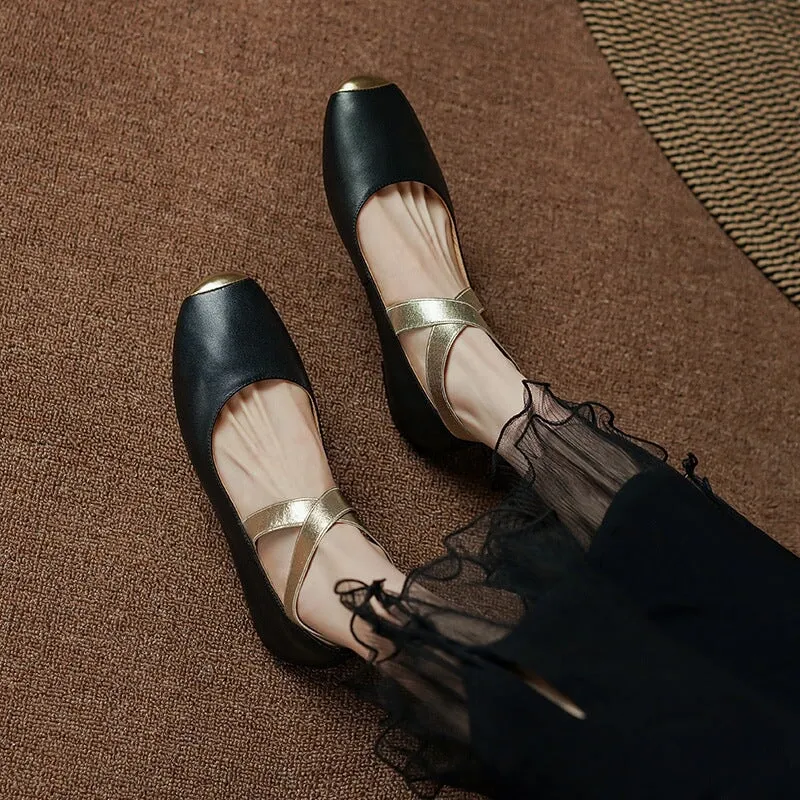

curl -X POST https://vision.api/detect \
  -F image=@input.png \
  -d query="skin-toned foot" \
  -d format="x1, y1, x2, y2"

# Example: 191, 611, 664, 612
212, 379, 405, 655
356, 182, 532, 448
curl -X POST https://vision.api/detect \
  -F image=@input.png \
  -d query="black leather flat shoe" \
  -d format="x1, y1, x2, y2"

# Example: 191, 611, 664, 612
323, 76, 514, 456
173, 273, 379, 667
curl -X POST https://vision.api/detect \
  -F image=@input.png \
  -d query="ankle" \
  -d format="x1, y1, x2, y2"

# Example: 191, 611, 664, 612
445, 329, 527, 448
296, 523, 405, 654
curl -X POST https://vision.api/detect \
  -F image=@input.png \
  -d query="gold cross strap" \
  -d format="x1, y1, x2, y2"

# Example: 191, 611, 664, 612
243, 488, 376, 643
386, 287, 513, 441
386, 290, 488, 335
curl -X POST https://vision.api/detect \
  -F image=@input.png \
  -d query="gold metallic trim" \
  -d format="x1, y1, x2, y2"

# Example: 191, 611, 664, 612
386, 297, 487, 335
244, 486, 388, 646
284, 488, 355, 629
426, 321, 468, 439
457, 287, 483, 313
384, 287, 519, 442
190, 272, 247, 296
243, 498, 316, 545
523, 672, 587, 721
337, 75, 392, 93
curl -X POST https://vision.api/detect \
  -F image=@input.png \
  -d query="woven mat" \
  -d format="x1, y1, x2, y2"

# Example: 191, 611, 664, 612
579, 0, 800, 306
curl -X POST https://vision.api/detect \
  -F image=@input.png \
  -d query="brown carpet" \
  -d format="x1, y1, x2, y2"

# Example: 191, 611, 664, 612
578, 0, 800, 306
1, 1, 798, 798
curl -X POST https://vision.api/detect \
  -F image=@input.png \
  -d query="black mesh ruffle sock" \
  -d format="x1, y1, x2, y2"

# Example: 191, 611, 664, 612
338, 381, 800, 799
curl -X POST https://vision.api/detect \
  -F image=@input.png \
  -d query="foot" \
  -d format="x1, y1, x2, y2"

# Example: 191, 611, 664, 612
356, 182, 528, 448
212, 379, 405, 654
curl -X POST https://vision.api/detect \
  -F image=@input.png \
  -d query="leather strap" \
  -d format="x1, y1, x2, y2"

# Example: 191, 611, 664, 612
386, 294, 487, 335
243, 488, 383, 643
386, 287, 512, 441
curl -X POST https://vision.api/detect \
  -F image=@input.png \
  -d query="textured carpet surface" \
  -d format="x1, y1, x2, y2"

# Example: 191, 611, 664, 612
579, 0, 800, 306
1, 1, 798, 799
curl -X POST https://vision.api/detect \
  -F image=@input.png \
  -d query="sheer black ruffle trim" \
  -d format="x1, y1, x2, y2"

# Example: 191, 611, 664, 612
337, 381, 674, 798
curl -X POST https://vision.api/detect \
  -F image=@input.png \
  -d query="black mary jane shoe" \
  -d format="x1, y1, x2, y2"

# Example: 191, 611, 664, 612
323, 76, 515, 456
172, 273, 384, 667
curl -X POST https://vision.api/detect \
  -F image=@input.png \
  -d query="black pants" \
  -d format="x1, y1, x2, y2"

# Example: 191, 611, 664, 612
340, 383, 800, 799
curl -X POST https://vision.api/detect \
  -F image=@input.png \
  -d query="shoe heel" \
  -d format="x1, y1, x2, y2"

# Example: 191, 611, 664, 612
381, 357, 467, 456
350, 248, 467, 456
218, 502, 348, 668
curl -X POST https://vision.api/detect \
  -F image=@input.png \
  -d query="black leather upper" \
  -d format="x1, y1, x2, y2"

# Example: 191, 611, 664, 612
323, 83, 453, 260
322, 82, 475, 454
172, 279, 347, 665
172, 278, 313, 487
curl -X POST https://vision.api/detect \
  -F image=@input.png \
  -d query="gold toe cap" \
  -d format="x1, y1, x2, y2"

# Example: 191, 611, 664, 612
336, 75, 391, 93
190, 272, 247, 296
